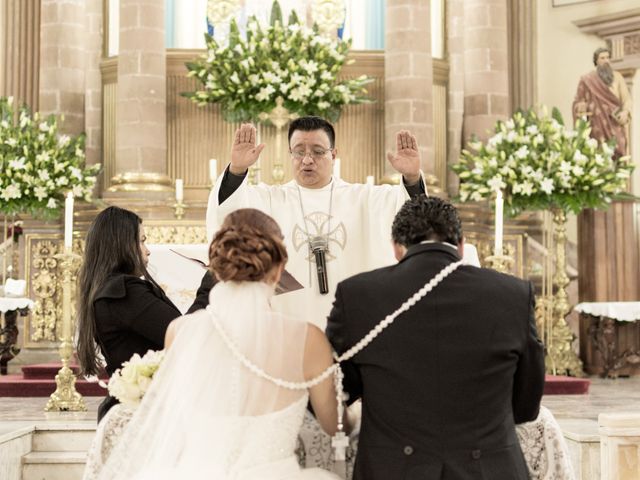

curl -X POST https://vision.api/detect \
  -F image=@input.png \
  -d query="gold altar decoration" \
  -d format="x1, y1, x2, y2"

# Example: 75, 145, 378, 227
29, 240, 62, 342
107, 172, 174, 193
476, 239, 524, 277
173, 201, 186, 220
545, 208, 583, 376
484, 254, 514, 274
45, 248, 86, 411
144, 224, 207, 244
1, 215, 15, 284
259, 97, 299, 184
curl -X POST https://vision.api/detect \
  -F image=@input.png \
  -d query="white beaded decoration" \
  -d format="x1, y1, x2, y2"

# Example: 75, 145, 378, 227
208, 260, 463, 386
208, 260, 464, 460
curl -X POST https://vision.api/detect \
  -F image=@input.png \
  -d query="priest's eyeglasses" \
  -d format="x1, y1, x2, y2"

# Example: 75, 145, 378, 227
290, 148, 332, 160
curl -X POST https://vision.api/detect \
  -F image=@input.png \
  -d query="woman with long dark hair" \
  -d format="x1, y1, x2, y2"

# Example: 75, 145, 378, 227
88, 208, 341, 480
77, 206, 182, 422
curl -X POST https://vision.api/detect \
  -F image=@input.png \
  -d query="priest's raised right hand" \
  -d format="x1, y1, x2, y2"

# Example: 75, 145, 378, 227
230, 123, 266, 175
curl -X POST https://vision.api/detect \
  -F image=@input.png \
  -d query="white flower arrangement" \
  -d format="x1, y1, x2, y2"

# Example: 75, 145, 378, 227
0, 96, 101, 219
108, 349, 165, 408
184, 1, 372, 123
452, 107, 634, 216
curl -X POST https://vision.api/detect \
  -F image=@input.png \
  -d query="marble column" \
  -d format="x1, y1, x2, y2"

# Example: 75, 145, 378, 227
384, 0, 434, 181
446, 0, 465, 195
39, 0, 86, 135
462, 0, 509, 142
109, 0, 172, 196
83, 0, 103, 170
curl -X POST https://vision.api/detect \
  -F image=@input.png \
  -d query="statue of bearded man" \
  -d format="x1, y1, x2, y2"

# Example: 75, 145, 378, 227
572, 47, 632, 159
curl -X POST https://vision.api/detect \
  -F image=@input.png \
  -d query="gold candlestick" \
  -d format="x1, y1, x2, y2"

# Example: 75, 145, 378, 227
173, 201, 186, 220
247, 165, 261, 186
546, 208, 583, 376
484, 253, 514, 274
258, 97, 298, 184
45, 248, 86, 412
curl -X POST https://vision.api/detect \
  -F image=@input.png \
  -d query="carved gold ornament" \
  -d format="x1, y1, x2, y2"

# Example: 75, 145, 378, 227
144, 225, 207, 245
30, 240, 61, 342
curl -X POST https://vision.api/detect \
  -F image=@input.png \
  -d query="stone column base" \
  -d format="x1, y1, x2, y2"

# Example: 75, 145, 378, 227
107, 172, 174, 194
599, 412, 640, 479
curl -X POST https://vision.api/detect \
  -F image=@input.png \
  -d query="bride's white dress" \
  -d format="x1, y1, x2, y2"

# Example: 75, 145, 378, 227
87, 281, 339, 480
84, 280, 575, 480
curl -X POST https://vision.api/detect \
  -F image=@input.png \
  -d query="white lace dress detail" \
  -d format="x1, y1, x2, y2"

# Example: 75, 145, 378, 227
516, 406, 575, 480
86, 402, 574, 480
83, 406, 135, 480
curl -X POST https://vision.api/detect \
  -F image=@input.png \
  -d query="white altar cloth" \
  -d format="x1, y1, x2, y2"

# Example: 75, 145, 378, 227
574, 302, 640, 322
0, 297, 34, 313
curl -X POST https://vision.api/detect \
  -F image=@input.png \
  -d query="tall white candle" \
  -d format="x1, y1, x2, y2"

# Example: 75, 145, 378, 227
209, 159, 218, 184
64, 192, 74, 249
175, 179, 184, 202
333, 158, 341, 179
365, 175, 374, 186
494, 190, 504, 256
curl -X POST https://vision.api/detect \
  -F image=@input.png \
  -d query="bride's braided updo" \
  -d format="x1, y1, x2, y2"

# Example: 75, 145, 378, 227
209, 209, 288, 282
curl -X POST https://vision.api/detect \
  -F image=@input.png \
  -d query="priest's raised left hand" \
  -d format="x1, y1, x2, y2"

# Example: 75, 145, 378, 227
386, 130, 421, 186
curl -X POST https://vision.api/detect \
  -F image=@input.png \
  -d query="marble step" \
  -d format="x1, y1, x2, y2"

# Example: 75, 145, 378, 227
32, 428, 95, 452
22, 451, 87, 480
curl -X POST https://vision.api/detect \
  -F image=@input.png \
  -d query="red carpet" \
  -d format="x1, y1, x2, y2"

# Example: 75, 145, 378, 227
544, 374, 590, 395
0, 363, 107, 397
0, 367, 590, 397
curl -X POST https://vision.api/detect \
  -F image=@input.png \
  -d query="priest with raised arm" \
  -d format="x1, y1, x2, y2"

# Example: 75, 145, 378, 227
206, 116, 426, 328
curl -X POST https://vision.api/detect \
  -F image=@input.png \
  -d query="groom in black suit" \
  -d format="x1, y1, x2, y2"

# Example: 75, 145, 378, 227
326, 196, 545, 480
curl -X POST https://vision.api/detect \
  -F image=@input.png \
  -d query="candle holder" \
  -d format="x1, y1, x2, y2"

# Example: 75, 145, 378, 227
258, 97, 298, 185
484, 253, 514, 274
248, 165, 262, 186
173, 201, 186, 220
45, 249, 86, 412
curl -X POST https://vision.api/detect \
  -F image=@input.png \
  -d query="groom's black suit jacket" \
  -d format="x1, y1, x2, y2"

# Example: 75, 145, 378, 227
326, 243, 545, 480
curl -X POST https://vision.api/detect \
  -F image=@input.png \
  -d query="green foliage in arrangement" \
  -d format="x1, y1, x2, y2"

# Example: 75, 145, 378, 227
452, 106, 634, 216
183, 1, 373, 124
0, 96, 100, 219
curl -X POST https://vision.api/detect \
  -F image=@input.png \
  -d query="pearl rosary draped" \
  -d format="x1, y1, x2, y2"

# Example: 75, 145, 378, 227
207, 259, 464, 464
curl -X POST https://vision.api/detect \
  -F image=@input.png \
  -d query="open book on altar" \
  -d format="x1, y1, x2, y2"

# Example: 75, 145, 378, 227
170, 248, 303, 295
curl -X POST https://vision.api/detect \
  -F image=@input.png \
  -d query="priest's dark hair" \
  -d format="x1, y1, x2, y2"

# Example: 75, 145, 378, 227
392, 196, 463, 247
77, 206, 161, 376
288, 116, 336, 148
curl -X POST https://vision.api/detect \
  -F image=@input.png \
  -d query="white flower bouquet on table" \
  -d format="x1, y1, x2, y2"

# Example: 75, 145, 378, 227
452, 107, 634, 216
184, 1, 372, 123
0, 96, 101, 219
108, 349, 165, 408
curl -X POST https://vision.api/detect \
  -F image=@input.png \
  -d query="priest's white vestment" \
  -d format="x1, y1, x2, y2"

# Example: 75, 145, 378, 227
206, 175, 414, 329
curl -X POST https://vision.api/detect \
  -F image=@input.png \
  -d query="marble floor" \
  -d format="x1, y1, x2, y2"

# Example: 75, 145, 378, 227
1, 378, 639, 479
0, 376, 638, 437
543, 377, 640, 420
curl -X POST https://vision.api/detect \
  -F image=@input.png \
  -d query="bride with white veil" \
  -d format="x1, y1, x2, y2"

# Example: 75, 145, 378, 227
93, 208, 342, 480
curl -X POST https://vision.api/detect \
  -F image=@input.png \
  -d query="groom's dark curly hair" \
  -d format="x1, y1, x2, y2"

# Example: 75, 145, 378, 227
392, 196, 463, 247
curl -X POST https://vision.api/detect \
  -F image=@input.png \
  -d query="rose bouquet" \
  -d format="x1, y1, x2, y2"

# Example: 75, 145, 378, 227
108, 349, 165, 407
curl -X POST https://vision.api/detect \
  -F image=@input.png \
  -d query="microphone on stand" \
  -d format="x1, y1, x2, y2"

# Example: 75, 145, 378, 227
310, 236, 329, 295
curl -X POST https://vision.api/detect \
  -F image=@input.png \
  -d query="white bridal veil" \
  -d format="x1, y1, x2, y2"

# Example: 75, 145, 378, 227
97, 281, 311, 479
